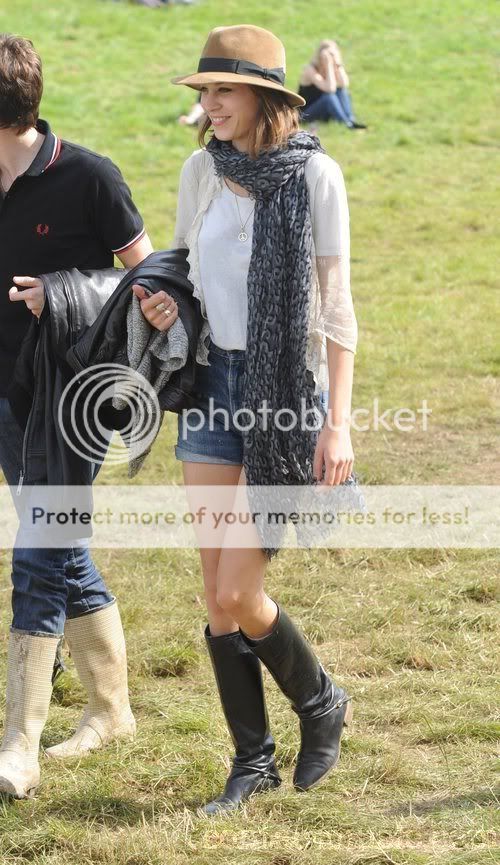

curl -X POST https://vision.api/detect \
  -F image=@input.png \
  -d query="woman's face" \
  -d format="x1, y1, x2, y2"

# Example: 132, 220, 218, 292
317, 41, 340, 72
199, 83, 260, 152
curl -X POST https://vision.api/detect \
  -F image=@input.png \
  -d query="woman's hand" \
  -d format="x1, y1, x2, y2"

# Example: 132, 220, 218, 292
132, 285, 178, 332
313, 425, 354, 486
320, 47, 335, 66
329, 43, 342, 66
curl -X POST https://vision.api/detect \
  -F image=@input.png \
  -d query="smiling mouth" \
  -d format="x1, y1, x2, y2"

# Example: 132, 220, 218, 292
210, 116, 230, 127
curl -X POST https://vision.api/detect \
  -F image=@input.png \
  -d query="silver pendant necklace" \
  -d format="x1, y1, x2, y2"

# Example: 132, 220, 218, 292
232, 188, 255, 242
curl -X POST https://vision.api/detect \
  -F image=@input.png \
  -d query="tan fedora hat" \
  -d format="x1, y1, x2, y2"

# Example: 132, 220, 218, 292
172, 24, 305, 108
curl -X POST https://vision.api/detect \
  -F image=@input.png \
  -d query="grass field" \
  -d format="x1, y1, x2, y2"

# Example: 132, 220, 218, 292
0, 0, 499, 863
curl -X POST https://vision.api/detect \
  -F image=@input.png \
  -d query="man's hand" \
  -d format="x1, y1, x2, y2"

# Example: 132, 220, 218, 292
9, 276, 45, 318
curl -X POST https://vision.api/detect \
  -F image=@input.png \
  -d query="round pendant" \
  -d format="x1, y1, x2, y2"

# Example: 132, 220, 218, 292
238, 231, 248, 242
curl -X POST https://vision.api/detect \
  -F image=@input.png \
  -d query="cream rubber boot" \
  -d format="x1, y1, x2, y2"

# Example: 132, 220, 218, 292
45, 602, 136, 758
0, 630, 58, 798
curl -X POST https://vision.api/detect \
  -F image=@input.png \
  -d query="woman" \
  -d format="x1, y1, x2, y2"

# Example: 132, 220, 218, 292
134, 24, 358, 815
299, 40, 367, 129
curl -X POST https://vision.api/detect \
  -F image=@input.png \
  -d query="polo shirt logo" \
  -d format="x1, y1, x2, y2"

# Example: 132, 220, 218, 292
36, 223, 50, 236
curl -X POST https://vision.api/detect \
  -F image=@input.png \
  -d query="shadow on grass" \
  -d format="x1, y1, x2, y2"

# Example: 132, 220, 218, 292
44, 793, 158, 826
387, 786, 499, 816
0, 786, 201, 826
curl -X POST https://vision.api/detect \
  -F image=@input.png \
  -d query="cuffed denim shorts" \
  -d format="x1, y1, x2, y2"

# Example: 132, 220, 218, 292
175, 340, 246, 466
175, 338, 329, 467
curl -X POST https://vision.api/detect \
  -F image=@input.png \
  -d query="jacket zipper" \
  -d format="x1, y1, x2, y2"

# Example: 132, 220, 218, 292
62, 272, 74, 336
18, 335, 41, 495
18, 273, 60, 495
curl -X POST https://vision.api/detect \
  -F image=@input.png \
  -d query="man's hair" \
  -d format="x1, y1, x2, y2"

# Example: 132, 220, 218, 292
0, 34, 43, 134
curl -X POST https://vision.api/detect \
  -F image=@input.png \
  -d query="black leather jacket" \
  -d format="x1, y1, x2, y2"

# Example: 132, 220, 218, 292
9, 249, 202, 489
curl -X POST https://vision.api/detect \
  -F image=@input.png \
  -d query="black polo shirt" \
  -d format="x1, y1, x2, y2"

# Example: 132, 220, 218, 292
0, 119, 145, 396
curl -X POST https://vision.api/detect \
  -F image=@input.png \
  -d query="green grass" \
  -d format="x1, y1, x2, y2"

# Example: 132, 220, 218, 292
0, 0, 499, 862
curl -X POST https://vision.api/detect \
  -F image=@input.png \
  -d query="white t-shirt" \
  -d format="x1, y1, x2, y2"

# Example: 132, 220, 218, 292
198, 183, 254, 349
197, 153, 350, 350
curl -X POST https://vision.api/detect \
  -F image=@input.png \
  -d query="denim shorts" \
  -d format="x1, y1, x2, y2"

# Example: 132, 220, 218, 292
175, 340, 246, 466
175, 339, 329, 467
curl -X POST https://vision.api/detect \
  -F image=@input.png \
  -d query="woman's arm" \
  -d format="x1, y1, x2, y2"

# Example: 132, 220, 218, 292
326, 340, 354, 431
313, 340, 354, 485
334, 62, 350, 89
172, 154, 199, 248
307, 155, 357, 485
132, 154, 199, 332
330, 44, 350, 88
313, 254, 357, 485
301, 52, 338, 93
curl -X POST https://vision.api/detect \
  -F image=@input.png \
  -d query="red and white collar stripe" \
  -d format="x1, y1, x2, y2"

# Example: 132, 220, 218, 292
44, 136, 61, 171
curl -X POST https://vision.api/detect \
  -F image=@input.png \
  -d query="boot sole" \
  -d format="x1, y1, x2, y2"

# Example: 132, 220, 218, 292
0, 777, 37, 799
199, 776, 282, 817
44, 722, 136, 760
293, 699, 353, 793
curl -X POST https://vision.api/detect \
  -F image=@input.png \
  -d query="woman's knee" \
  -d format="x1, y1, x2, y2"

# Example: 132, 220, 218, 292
204, 577, 238, 633
215, 583, 261, 618
215, 545, 267, 617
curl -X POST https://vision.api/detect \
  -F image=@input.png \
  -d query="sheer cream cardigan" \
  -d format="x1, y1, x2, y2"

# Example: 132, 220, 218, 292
173, 148, 357, 392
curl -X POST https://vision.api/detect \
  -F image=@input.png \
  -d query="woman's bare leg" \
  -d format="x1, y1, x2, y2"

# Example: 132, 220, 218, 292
182, 462, 281, 813
181, 461, 241, 636
215, 470, 278, 639
211, 474, 352, 794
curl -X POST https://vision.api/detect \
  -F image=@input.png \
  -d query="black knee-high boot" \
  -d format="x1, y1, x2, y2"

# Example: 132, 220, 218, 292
202, 627, 281, 815
241, 607, 352, 792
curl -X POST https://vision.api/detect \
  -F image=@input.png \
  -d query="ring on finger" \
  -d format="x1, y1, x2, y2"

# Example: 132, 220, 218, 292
164, 308, 172, 317
155, 302, 166, 312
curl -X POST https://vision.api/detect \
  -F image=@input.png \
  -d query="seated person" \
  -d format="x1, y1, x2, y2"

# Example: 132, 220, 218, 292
299, 40, 367, 130
178, 95, 206, 127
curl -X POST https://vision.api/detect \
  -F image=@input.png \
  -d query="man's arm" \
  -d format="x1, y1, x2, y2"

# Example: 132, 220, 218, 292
9, 232, 154, 317
116, 232, 153, 268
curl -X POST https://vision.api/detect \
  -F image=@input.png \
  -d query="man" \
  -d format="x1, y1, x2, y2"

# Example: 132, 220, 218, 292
0, 33, 153, 798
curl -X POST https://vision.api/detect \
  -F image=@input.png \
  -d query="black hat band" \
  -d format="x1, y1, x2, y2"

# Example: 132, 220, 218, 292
197, 57, 285, 86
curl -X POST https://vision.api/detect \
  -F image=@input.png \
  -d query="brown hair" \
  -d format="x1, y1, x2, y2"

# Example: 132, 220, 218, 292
198, 87, 300, 159
0, 34, 43, 134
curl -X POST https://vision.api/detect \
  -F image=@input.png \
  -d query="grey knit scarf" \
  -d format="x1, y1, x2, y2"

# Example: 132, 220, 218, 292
207, 132, 362, 556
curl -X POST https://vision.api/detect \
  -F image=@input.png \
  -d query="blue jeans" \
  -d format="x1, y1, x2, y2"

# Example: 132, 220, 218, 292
302, 88, 355, 126
0, 398, 114, 636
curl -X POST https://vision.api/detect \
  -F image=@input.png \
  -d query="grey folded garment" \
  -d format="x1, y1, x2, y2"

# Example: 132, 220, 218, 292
112, 294, 189, 476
